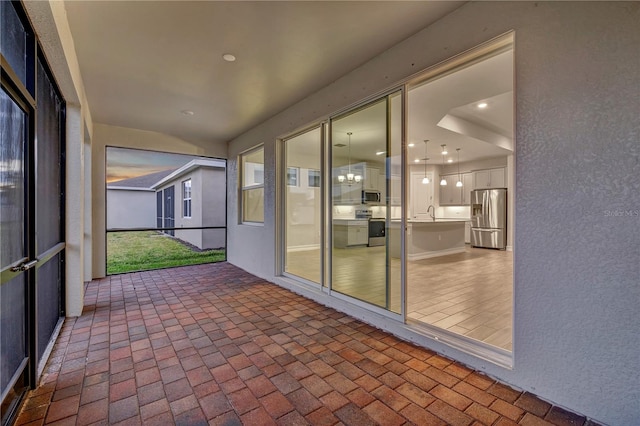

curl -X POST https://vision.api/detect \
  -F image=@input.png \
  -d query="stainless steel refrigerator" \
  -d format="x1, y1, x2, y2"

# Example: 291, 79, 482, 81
470, 188, 507, 249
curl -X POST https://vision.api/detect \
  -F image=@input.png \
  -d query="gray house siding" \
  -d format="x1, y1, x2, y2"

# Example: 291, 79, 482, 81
155, 163, 226, 249
106, 188, 156, 229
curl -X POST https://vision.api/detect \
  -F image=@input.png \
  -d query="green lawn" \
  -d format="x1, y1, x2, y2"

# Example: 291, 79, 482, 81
107, 231, 225, 275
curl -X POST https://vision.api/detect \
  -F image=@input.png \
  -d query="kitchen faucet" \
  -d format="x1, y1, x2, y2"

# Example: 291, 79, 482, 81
427, 205, 435, 221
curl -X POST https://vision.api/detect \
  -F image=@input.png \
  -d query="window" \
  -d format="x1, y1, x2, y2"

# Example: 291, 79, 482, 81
308, 169, 320, 188
240, 146, 264, 223
287, 167, 299, 186
182, 179, 192, 218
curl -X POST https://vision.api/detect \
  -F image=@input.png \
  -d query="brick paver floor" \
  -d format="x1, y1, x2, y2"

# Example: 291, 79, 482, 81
15, 262, 596, 425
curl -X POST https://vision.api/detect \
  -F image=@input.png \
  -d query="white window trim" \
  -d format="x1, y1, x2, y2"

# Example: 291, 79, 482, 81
240, 145, 265, 224
182, 179, 192, 218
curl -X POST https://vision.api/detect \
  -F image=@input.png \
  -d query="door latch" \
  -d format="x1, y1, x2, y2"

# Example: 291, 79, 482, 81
10, 259, 38, 272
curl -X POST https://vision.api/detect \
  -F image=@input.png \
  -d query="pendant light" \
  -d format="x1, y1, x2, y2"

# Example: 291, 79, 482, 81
422, 140, 430, 184
338, 132, 361, 185
441, 144, 448, 156
440, 146, 447, 186
455, 148, 463, 187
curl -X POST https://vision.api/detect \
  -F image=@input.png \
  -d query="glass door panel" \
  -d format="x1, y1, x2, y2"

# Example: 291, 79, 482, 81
405, 39, 514, 351
35, 57, 65, 364
0, 88, 29, 423
283, 127, 322, 284
330, 92, 401, 312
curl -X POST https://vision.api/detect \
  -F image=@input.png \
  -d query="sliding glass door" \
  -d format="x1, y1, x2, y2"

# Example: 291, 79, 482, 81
282, 126, 323, 285
330, 91, 402, 313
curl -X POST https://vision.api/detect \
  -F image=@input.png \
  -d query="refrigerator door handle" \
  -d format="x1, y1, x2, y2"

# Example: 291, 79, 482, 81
483, 191, 488, 224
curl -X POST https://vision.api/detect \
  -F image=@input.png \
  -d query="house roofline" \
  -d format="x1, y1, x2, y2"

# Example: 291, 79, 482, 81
151, 159, 226, 189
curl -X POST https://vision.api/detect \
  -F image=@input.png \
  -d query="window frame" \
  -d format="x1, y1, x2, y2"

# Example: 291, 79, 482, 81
286, 167, 299, 187
308, 169, 321, 188
182, 179, 192, 218
239, 145, 265, 224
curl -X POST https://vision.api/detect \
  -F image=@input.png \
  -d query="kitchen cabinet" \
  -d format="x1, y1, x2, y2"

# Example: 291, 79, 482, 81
462, 173, 473, 205
364, 166, 380, 190
438, 173, 472, 205
334, 220, 368, 248
340, 182, 362, 204
378, 172, 387, 203
465, 221, 471, 243
473, 167, 505, 189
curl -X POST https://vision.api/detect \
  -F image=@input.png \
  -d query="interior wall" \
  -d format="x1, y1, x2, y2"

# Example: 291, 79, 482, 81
91, 123, 227, 278
226, 2, 640, 424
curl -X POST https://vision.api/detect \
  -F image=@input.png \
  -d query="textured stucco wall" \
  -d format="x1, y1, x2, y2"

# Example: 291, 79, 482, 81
227, 2, 640, 424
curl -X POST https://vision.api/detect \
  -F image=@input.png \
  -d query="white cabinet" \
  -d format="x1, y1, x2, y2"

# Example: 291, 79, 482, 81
334, 220, 368, 248
439, 175, 457, 205
347, 221, 368, 245
378, 172, 386, 202
438, 173, 472, 205
473, 168, 505, 189
364, 166, 380, 190
462, 173, 473, 205
341, 182, 362, 204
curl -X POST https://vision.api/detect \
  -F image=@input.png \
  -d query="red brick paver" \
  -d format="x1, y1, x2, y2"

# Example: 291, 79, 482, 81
15, 262, 597, 425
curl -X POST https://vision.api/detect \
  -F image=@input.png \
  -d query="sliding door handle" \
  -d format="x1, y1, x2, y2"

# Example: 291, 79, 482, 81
10, 259, 38, 272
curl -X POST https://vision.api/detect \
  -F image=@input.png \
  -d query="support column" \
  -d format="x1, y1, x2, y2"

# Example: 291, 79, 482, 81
65, 104, 84, 316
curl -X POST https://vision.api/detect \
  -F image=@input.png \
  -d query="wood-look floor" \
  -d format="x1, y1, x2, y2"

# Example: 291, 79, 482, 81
285, 245, 513, 351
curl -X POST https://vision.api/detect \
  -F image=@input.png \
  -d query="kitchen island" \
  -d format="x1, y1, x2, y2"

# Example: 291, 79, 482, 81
389, 219, 467, 260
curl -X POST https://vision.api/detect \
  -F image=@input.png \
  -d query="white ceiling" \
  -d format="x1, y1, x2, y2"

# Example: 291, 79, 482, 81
63, 1, 465, 147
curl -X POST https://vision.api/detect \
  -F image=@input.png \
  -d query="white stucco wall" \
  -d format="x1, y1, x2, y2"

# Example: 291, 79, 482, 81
226, 3, 640, 425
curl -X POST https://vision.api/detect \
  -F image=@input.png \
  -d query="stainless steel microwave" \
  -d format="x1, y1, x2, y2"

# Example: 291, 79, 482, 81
362, 190, 381, 204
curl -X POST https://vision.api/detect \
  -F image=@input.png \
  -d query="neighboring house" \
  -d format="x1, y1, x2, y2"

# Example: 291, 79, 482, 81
106, 168, 176, 229
152, 159, 226, 250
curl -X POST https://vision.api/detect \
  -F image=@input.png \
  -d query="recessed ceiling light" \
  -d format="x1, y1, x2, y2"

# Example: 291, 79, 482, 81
408, 143, 415, 147
376, 151, 386, 156
477, 102, 488, 109
222, 53, 236, 62
447, 158, 453, 163
414, 158, 420, 163
181, 110, 194, 116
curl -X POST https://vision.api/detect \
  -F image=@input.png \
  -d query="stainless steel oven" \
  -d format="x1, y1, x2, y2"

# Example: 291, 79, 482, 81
368, 218, 385, 246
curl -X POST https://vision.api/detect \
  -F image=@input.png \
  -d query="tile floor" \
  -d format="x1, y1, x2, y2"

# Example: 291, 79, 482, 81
288, 245, 513, 350
15, 262, 595, 426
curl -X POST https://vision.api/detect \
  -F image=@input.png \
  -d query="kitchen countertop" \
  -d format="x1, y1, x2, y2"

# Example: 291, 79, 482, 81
409, 218, 469, 223
390, 218, 469, 223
